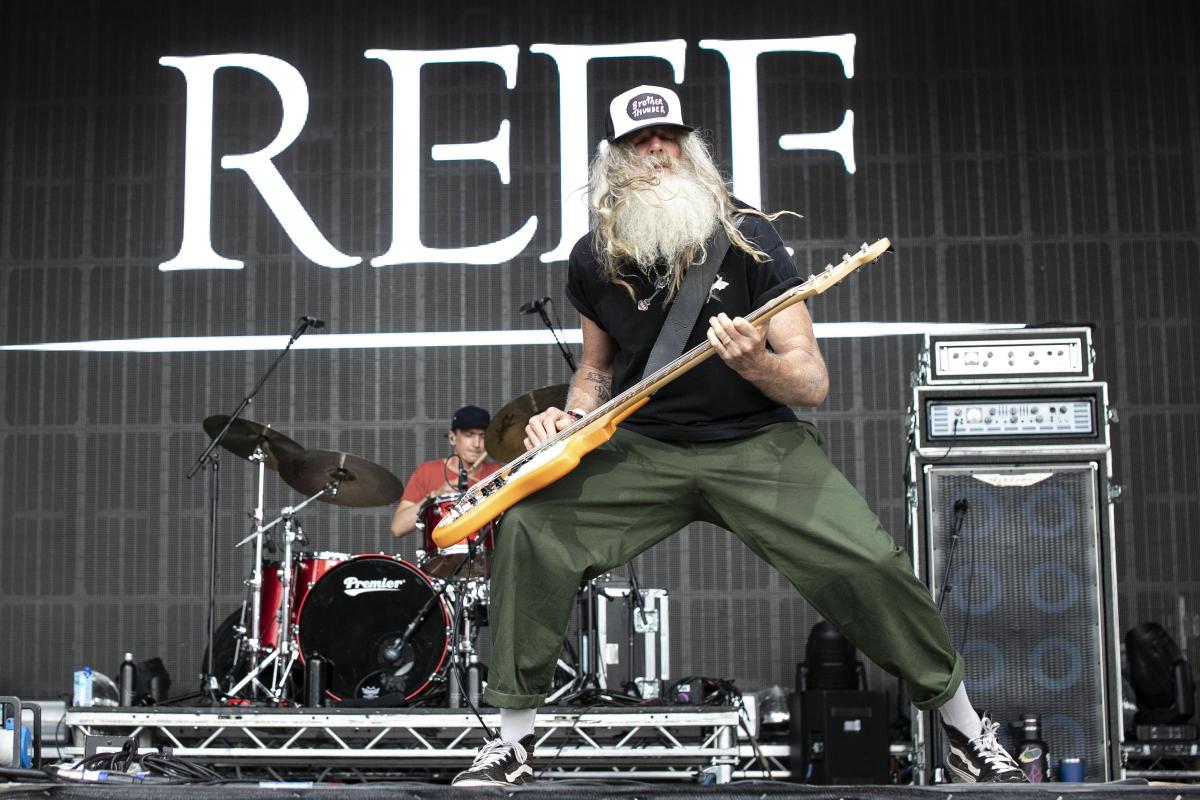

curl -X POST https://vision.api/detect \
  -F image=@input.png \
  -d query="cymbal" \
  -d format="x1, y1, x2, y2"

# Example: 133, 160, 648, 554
277, 449, 404, 508
203, 415, 304, 470
486, 384, 569, 462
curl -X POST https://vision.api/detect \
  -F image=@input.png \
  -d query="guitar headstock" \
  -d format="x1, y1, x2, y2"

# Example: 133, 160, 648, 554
804, 238, 892, 294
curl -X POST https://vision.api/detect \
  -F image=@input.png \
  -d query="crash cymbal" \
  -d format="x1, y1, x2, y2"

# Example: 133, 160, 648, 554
277, 449, 403, 508
202, 415, 304, 470
486, 384, 569, 462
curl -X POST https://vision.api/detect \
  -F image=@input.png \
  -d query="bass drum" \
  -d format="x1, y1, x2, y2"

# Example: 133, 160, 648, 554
297, 555, 449, 702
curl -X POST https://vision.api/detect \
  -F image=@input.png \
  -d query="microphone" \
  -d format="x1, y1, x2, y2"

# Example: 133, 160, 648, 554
953, 498, 969, 514
458, 462, 469, 492
519, 297, 551, 315
382, 638, 405, 665
298, 315, 326, 329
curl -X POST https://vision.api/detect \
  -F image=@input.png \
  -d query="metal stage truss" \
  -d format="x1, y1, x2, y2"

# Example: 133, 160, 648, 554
63, 705, 752, 782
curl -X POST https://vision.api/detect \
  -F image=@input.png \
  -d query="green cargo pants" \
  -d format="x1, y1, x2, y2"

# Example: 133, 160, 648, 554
483, 422, 963, 710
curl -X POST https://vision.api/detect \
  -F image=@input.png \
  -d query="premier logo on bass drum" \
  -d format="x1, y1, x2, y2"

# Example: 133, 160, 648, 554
343, 575, 407, 596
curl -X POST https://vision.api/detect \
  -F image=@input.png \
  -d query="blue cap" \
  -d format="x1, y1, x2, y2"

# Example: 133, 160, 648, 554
451, 405, 490, 431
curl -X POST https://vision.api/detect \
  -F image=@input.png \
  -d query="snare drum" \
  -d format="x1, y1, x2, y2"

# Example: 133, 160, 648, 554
416, 493, 494, 579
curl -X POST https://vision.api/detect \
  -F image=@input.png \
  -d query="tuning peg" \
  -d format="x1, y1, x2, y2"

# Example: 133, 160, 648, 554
860, 242, 870, 252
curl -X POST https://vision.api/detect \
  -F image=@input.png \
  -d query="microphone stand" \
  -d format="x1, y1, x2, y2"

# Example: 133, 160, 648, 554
186, 316, 321, 703
531, 300, 577, 372
936, 500, 969, 612
625, 559, 648, 694
933, 498, 969, 781
379, 546, 473, 696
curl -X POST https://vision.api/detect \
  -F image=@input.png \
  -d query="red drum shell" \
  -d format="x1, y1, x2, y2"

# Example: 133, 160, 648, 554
417, 493, 494, 579
258, 552, 352, 650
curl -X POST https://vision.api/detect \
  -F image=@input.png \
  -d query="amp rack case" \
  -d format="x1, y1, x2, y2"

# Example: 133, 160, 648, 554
917, 327, 1094, 385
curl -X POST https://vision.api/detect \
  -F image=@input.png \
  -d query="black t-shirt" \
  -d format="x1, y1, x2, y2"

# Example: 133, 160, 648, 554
565, 213, 800, 441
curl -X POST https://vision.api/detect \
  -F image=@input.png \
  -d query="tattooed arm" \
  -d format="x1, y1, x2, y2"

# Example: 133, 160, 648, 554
565, 318, 615, 410
524, 317, 616, 448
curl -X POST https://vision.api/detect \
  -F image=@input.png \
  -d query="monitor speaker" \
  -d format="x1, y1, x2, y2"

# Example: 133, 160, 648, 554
789, 690, 890, 784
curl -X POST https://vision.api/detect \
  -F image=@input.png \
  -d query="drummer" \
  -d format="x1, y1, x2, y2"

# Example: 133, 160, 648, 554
390, 405, 503, 537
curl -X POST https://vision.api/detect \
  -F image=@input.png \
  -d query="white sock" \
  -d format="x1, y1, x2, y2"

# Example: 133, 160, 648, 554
500, 707, 536, 742
938, 682, 982, 739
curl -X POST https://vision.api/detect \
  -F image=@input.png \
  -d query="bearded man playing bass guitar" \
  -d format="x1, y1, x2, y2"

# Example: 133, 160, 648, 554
452, 85, 1026, 787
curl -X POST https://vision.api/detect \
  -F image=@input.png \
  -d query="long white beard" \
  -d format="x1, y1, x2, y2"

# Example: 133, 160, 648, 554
610, 163, 721, 270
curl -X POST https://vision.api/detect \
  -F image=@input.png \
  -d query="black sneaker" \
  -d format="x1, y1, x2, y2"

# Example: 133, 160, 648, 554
451, 735, 535, 787
944, 713, 1029, 783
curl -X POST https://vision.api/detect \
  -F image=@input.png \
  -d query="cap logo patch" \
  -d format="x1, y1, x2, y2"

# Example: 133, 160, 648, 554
627, 93, 669, 122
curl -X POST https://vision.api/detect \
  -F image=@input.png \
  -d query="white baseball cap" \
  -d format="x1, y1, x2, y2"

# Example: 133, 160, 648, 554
605, 84, 694, 143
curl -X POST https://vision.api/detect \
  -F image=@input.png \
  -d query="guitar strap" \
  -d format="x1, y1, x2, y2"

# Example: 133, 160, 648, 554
640, 229, 731, 381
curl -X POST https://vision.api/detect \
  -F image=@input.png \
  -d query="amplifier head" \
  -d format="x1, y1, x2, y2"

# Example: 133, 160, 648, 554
911, 382, 1110, 457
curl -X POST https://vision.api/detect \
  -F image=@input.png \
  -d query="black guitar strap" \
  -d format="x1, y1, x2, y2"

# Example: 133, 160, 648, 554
640, 230, 731, 381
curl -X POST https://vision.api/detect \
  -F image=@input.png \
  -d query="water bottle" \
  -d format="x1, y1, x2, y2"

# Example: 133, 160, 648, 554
1014, 714, 1049, 783
72, 667, 94, 708
119, 653, 136, 707
304, 656, 326, 708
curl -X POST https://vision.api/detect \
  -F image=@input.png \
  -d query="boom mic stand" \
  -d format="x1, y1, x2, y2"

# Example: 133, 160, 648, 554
378, 543, 475, 699
187, 315, 323, 703
521, 297, 576, 372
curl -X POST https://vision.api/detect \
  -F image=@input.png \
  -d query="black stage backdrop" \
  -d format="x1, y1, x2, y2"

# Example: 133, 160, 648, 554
0, 0, 1197, 709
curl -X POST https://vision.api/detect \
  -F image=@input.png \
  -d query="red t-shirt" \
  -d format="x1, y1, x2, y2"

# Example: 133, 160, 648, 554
400, 458, 502, 504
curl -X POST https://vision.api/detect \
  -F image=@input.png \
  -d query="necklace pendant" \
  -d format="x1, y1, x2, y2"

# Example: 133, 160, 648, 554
637, 298, 651, 311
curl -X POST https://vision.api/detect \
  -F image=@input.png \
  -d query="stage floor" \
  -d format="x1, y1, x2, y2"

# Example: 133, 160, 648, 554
3, 777, 1200, 799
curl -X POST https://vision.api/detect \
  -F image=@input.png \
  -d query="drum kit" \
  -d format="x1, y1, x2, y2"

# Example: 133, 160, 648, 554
200, 385, 569, 709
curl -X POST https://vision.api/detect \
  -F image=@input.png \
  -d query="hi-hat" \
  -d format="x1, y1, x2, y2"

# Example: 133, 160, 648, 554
202, 415, 303, 471
486, 384, 569, 462
278, 450, 403, 508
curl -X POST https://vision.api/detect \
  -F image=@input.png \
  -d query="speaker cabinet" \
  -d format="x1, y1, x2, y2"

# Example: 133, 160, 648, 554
911, 461, 1122, 781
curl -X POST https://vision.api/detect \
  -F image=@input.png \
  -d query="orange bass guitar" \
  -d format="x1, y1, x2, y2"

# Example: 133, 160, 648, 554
431, 238, 892, 548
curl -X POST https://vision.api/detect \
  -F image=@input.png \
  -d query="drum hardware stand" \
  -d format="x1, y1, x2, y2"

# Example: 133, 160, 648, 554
186, 315, 323, 701
554, 578, 615, 705
237, 442, 271, 672
445, 541, 485, 709
225, 483, 330, 703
